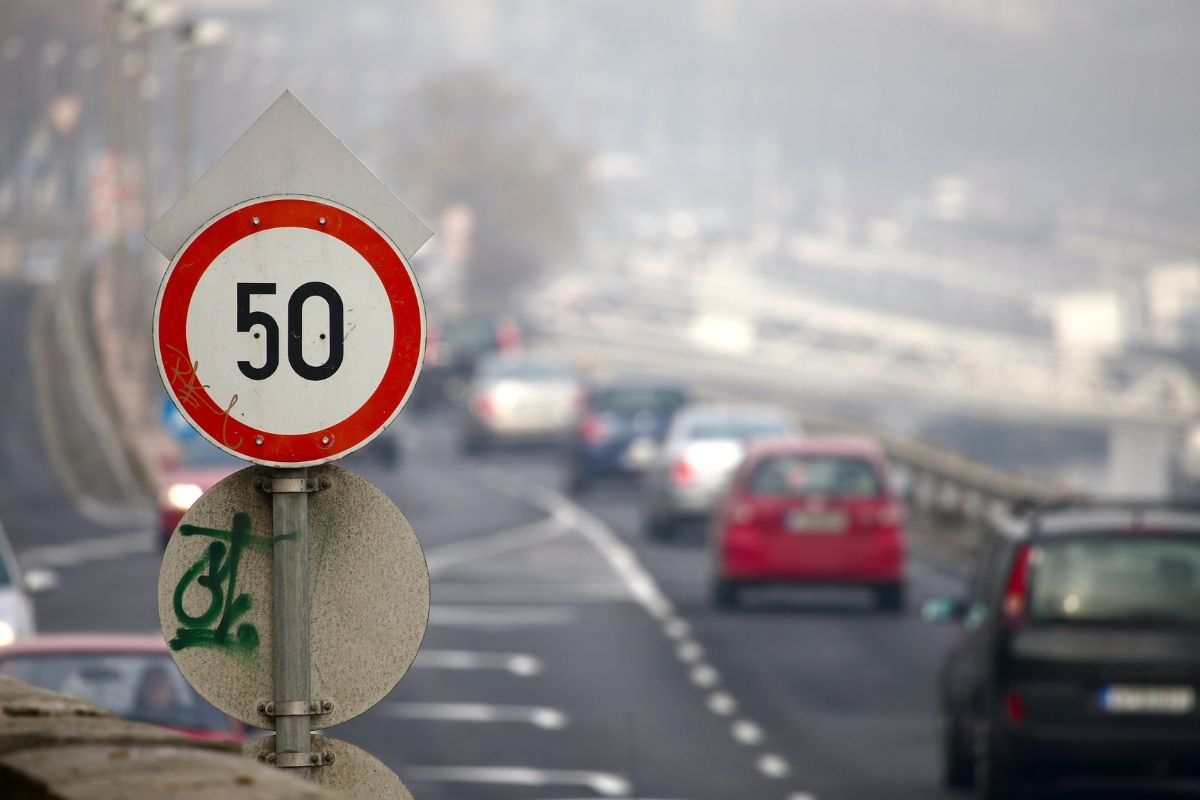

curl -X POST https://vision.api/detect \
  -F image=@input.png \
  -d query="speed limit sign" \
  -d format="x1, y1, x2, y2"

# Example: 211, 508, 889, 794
154, 194, 425, 466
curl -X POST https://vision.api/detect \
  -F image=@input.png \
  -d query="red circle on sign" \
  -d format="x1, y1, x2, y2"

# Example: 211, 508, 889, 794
154, 196, 425, 466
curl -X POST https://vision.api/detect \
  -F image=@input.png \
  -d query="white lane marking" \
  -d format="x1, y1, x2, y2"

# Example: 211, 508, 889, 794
384, 702, 567, 730
428, 605, 577, 631
707, 691, 737, 716
676, 641, 704, 663
414, 649, 543, 677
403, 766, 631, 797
664, 618, 690, 639
481, 479, 806, 794
789, 793, 818, 800
18, 530, 154, 568
731, 719, 765, 746
430, 581, 630, 604
514, 484, 676, 620
424, 518, 569, 574
758, 753, 791, 778
690, 664, 720, 688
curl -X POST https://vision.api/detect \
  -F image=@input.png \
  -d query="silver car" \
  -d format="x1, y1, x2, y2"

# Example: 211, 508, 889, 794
0, 519, 57, 646
641, 404, 795, 539
461, 353, 582, 453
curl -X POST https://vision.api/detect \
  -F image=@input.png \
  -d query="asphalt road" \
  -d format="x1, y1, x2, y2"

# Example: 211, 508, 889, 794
0, 282, 1190, 799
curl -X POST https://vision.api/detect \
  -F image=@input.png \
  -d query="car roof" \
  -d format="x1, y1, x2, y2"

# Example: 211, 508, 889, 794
745, 435, 886, 461
0, 634, 169, 657
1002, 504, 1200, 540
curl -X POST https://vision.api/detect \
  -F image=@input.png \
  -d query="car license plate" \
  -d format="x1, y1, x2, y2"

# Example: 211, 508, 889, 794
1101, 686, 1195, 715
786, 510, 847, 534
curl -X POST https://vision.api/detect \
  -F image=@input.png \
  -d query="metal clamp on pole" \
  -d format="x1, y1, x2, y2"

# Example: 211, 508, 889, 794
256, 475, 331, 494
271, 467, 312, 779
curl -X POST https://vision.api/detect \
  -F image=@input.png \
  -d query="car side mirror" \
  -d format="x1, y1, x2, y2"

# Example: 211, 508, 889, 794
922, 596, 968, 624
23, 568, 59, 594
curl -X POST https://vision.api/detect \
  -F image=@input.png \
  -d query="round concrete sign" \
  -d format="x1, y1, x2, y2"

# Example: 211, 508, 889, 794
248, 734, 412, 799
157, 464, 429, 728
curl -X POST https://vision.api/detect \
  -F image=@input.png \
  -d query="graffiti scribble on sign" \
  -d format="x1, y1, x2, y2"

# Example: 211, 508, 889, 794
164, 344, 243, 448
170, 511, 268, 654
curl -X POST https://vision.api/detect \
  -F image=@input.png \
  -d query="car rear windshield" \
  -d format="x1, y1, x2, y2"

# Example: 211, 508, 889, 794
590, 388, 686, 415
748, 454, 883, 498
687, 419, 789, 441
0, 652, 234, 731
1030, 535, 1200, 626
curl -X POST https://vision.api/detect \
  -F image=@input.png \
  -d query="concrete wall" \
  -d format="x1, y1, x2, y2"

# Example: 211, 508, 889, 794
0, 676, 337, 800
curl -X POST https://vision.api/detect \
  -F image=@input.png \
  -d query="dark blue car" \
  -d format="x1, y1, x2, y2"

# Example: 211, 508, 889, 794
565, 380, 690, 494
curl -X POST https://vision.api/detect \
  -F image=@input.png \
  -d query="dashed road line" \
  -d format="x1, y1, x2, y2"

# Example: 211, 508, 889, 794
424, 518, 569, 574
383, 702, 568, 730
413, 649, 543, 677
428, 604, 578, 631
758, 753, 791, 779
690, 664, 720, 688
664, 618, 691, 639
403, 766, 631, 796
481, 476, 808, 800
18, 529, 155, 569
707, 691, 738, 716
676, 641, 704, 663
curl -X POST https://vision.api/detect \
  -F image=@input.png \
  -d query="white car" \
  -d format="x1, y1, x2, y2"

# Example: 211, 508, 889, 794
0, 520, 57, 646
641, 403, 795, 539
461, 354, 582, 453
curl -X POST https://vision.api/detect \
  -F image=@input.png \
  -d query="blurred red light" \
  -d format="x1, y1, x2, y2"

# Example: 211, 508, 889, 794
671, 459, 695, 486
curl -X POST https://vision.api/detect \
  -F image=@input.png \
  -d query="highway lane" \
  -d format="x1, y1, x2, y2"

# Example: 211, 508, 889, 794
2, 347, 1187, 799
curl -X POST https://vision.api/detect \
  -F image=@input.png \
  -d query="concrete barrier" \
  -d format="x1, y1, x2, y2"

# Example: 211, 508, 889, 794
0, 677, 337, 799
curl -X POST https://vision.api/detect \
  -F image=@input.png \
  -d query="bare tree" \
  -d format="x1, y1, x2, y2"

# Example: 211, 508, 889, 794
385, 68, 591, 311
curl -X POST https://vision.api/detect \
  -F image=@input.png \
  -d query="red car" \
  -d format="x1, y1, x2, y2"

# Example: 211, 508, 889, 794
158, 437, 242, 548
709, 437, 907, 611
0, 634, 246, 742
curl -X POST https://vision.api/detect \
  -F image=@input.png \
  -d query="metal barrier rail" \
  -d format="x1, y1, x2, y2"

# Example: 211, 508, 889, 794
531, 317, 1081, 526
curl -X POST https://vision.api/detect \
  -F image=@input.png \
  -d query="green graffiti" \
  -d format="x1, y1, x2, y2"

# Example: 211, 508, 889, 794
170, 512, 271, 655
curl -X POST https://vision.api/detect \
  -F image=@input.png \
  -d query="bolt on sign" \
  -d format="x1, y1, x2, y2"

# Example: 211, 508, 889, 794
150, 92, 432, 796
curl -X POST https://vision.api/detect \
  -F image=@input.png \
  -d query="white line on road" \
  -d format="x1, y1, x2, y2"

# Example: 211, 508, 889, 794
384, 702, 568, 730
731, 719, 764, 746
676, 641, 704, 663
664, 618, 691, 639
690, 664, 720, 688
707, 691, 738, 716
424, 518, 569, 574
18, 530, 154, 568
414, 649, 543, 677
480, 477, 808, 797
758, 753, 791, 779
403, 766, 630, 797
428, 605, 578, 631
789, 793, 819, 800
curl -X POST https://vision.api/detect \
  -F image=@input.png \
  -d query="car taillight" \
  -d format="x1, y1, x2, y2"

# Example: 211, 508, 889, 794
671, 459, 695, 486
1002, 543, 1032, 626
581, 415, 609, 445
1004, 691, 1026, 724
472, 393, 495, 418
497, 320, 521, 350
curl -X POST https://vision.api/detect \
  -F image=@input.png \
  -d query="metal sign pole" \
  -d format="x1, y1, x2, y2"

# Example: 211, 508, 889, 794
271, 468, 312, 777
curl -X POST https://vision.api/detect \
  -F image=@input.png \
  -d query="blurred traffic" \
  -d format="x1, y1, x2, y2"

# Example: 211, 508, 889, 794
4, 2, 1200, 799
